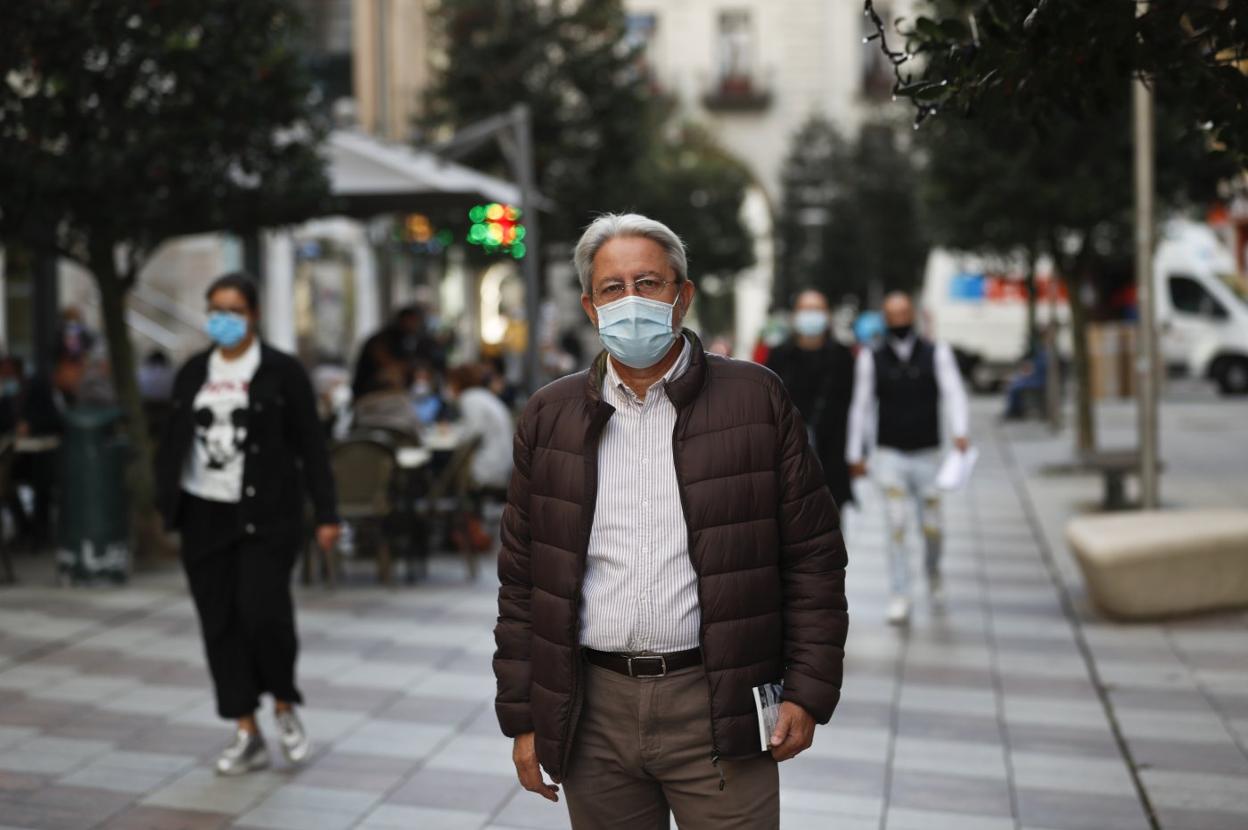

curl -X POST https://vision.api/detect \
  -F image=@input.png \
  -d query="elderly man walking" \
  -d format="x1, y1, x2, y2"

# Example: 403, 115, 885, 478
846, 292, 969, 626
493, 214, 848, 829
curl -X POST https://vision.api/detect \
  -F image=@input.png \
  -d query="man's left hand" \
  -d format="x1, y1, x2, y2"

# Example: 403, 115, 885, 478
769, 701, 815, 761
954, 436, 970, 453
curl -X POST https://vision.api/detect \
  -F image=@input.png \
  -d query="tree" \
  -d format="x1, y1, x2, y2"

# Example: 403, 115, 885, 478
424, 0, 754, 324
0, 1, 330, 558
776, 115, 928, 308
631, 122, 755, 335
865, 0, 1248, 164
423, 0, 656, 246
895, 2, 1237, 452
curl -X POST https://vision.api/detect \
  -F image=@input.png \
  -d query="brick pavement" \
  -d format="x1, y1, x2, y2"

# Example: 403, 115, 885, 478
0, 402, 1244, 829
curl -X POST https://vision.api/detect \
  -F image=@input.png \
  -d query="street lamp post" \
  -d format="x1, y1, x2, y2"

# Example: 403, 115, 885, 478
430, 105, 544, 395
1134, 1, 1159, 509
512, 104, 543, 398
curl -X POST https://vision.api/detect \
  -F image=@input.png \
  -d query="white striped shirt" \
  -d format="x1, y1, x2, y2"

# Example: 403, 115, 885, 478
579, 337, 701, 654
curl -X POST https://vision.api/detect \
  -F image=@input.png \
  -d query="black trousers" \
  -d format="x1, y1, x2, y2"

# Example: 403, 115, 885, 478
179, 494, 304, 719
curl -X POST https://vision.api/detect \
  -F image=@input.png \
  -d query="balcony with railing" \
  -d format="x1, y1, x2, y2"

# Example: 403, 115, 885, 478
702, 67, 773, 113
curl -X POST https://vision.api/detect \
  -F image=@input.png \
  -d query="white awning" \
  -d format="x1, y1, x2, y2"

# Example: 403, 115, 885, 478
327, 129, 521, 214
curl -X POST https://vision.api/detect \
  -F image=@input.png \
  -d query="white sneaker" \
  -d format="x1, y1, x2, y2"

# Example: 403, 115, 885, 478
886, 595, 912, 626
215, 729, 269, 776
275, 709, 310, 764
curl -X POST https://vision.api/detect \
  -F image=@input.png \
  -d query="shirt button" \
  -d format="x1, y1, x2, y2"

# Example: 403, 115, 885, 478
245, 485, 256, 497
245, 523, 256, 535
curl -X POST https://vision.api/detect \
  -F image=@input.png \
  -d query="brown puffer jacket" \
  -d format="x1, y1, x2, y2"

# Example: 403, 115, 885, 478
493, 331, 848, 779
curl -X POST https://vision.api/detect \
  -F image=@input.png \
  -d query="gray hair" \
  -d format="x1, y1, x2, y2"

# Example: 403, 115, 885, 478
572, 213, 688, 295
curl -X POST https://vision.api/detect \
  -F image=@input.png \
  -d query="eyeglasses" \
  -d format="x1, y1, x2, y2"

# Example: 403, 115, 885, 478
593, 276, 680, 303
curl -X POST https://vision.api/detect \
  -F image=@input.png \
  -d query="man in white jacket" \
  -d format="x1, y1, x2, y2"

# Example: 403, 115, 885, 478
846, 292, 969, 625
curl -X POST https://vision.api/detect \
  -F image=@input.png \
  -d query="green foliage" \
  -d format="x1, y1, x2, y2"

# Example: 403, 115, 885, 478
423, 0, 655, 246
0, 0, 330, 274
423, 0, 755, 281
776, 115, 928, 306
865, 0, 1248, 164
631, 123, 755, 280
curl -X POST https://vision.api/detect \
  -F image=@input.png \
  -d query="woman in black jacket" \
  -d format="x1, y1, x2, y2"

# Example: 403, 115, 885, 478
156, 273, 339, 776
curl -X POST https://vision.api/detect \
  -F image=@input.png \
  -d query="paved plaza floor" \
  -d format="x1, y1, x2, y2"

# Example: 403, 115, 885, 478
0, 399, 1245, 829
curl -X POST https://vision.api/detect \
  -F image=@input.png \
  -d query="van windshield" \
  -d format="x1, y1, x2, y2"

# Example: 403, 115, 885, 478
1217, 273, 1248, 310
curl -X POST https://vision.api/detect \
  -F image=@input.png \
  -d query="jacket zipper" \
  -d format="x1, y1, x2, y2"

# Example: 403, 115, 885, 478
559, 404, 610, 775
671, 407, 724, 789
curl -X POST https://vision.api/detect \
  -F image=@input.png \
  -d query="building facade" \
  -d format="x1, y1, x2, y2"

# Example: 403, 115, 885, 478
622, 0, 909, 351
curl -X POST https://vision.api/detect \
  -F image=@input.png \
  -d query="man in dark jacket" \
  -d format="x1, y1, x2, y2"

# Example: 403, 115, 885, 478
493, 214, 848, 829
766, 289, 856, 509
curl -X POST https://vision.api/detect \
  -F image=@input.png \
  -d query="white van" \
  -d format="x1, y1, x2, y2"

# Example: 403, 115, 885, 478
921, 220, 1248, 396
1155, 220, 1248, 395
919, 249, 1068, 391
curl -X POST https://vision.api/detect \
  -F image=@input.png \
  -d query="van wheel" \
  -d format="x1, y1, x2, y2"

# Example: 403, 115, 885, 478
1215, 357, 1248, 396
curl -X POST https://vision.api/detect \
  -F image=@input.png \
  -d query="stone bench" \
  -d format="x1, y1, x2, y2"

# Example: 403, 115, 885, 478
1065, 509, 1248, 620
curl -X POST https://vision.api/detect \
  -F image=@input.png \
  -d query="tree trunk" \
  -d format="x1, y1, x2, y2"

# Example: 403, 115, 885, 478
89, 242, 170, 566
1024, 244, 1039, 351
1063, 259, 1097, 456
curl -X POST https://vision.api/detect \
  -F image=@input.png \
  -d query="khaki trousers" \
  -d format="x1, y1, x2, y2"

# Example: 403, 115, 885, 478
563, 662, 779, 830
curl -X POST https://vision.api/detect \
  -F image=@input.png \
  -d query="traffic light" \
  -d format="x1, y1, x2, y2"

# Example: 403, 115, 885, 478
467, 203, 527, 259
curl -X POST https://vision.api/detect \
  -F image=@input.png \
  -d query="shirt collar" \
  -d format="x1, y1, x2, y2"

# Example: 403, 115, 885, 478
606, 334, 690, 404
889, 333, 917, 359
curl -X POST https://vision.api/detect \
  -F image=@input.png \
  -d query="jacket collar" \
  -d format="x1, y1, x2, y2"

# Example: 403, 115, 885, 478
585, 329, 707, 408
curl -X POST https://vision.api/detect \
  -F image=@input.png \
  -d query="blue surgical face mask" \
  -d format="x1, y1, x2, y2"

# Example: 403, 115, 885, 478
793, 309, 828, 338
205, 311, 249, 348
595, 295, 679, 369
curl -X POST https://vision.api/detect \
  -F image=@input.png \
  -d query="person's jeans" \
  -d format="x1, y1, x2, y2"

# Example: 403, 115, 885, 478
873, 447, 942, 596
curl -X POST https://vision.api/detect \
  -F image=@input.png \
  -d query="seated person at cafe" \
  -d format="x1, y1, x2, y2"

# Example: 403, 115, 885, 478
352, 364, 421, 441
445, 363, 514, 553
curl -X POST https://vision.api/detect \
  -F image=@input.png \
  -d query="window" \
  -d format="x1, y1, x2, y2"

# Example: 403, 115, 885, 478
716, 10, 754, 86
1169, 274, 1228, 319
625, 13, 658, 83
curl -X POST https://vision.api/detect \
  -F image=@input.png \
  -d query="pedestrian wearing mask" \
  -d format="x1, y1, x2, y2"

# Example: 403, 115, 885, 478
494, 214, 848, 829
845, 292, 969, 626
156, 273, 339, 775
765, 289, 856, 509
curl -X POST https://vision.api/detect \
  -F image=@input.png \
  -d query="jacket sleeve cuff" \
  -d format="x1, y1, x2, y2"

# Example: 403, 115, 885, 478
496, 702, 534, 738
779, 671, 841, 725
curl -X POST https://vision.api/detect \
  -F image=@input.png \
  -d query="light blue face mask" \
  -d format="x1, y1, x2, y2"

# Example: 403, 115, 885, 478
595, 295, 680, 369
205, 311, 249, 348
793, 309, 829, 337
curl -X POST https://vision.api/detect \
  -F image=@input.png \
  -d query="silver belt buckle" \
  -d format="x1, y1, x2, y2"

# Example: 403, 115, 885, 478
626, 654, 667, 677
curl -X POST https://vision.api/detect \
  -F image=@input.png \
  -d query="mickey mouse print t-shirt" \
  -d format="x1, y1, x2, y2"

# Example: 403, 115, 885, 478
180, 339, 261, 503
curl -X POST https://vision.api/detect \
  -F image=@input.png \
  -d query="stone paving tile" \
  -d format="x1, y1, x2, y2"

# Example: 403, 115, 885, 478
97, 805, 233, 830
386, 767, 517, 815
1014, 787, 1151, 830
888, 768, 1014, 817
356, 804, 491, 830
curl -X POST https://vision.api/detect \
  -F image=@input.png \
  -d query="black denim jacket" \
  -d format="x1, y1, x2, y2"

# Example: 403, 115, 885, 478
155, 342, 339, 538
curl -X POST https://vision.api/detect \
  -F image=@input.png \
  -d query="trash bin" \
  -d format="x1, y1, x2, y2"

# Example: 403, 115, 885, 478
56, 406, 130, 584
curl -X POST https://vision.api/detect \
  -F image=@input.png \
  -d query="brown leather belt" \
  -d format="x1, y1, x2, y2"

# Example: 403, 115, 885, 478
583, 647, 702, 678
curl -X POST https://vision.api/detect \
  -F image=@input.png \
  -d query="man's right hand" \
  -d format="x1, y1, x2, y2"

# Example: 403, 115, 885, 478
849, 461, 867, 479
513, 732, 559, 802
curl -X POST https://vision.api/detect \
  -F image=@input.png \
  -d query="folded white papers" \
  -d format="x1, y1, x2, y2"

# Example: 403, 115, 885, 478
936, 447, 979, 492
